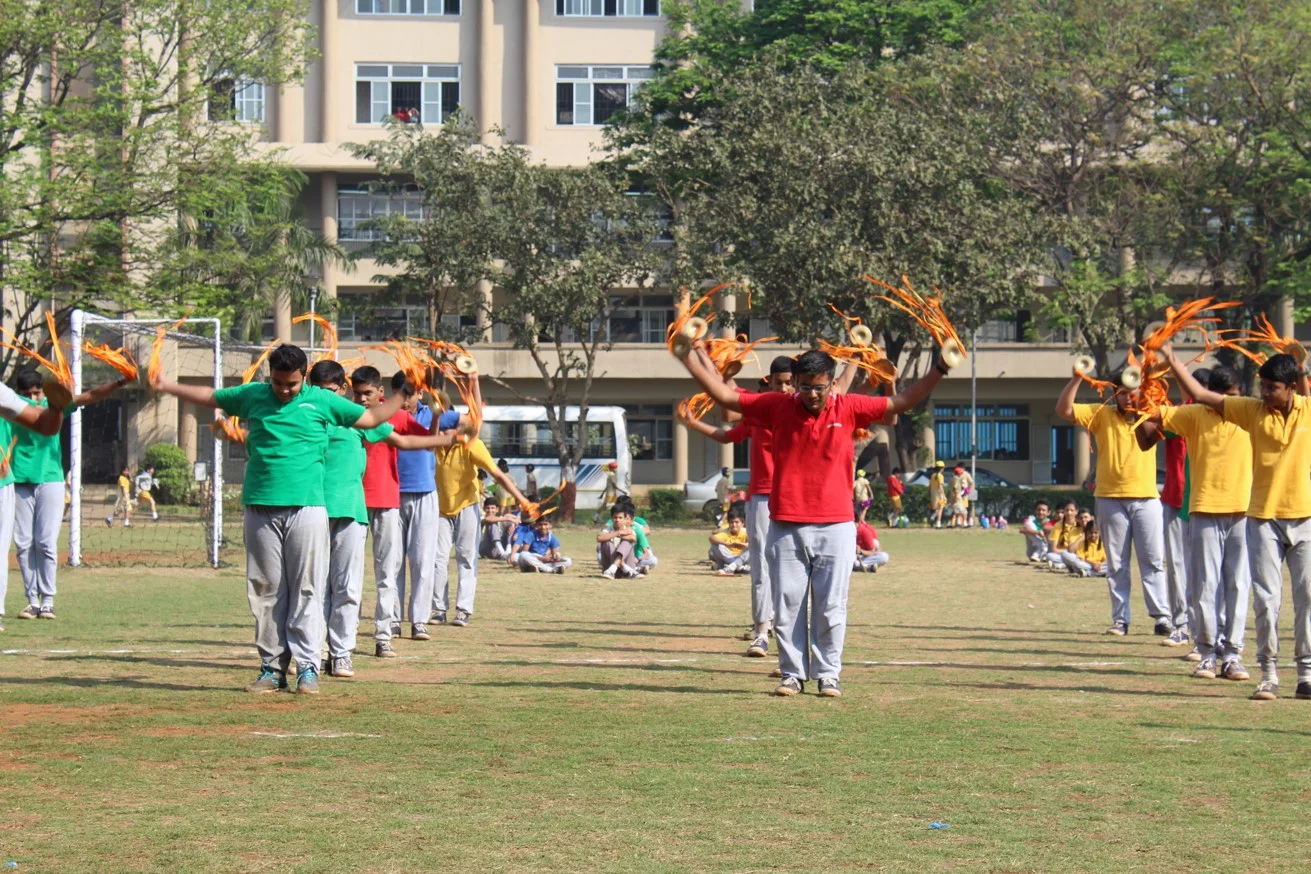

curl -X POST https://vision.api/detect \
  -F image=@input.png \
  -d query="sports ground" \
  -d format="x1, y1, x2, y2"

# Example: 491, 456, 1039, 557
3, 526, 1307, 872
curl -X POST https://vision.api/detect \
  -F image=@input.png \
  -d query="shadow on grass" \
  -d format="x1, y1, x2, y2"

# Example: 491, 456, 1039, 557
1137, 721, 1311, 738
931, 679, 1199, 698
0, 675, 219, 692
507, 626, 733, 641
47, 654, 244, 671
468, 679, 746, 695
487, 658, 769, 677
530, 620, 741, 630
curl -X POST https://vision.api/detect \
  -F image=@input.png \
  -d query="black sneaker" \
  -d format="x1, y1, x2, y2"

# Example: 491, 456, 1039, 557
451, 610, 470, 627
1104, 622, 1128, 636
389, 622, 403, 638
817, 678, 843, 698
38, 606, 56, 620
375, 642, 398, 659
430, 612, 447, 625
411, 623, 430, 641
773, 676, 803, 697
1153, 619, 1174, 637
1296, 682, 1311, 700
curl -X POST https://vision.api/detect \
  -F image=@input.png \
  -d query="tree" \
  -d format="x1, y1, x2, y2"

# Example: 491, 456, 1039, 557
0, 0, 314, 369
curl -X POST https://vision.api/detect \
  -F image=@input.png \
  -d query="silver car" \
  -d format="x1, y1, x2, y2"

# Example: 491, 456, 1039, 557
684, 469, 752, 520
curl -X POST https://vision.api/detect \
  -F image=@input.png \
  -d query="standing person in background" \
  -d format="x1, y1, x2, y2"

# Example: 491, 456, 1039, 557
135, 466, 159, 521
886, 467, 905, 528
714, 467, 732, 523
524, 464, 538, 500
928, 460, 947, 529
1056, 367, 1172, 638
107, 466, 133, 528
593, 460, 620, 523
954, 465, 976, 528
852, 469, 873, 526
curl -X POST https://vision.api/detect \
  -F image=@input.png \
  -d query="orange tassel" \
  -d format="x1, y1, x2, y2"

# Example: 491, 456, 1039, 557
145, 315, 190, 389
292, 313, 338, 362
0, 313, 73, 388
863, 275, 965, 354
82, 342, 139, 381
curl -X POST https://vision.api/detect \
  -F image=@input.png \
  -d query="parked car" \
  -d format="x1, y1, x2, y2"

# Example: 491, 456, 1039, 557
904, 466, 1031, 490
684, 469, 752, 520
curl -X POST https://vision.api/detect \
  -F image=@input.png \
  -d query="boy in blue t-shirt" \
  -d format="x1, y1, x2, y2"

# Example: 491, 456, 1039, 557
516, 516, 571, 574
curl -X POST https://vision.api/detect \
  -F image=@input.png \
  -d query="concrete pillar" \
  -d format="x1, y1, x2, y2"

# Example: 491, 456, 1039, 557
919, 399, 936, 464
1074, 426, 1091, 486
719, 436, 734, 473
274, 289, 292, 342
321, 0, 338, 144
522, 0, 540, 146
276, 82, 302, 144
1277, 295, 1295, 340
479, 0, 496, 141
320, 171, 339, 315
672, 417, 688, 485
180, 402, 198, 465
719, 285, 737, 337
475, 280, 494, 341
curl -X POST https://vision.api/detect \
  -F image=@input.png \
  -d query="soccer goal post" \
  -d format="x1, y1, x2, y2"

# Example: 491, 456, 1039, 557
69, 310, 224, 569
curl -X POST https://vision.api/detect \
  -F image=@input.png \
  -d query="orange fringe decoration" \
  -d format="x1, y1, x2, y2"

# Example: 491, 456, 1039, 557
818, 305, 899, 389
366, 340, 437, 396
212, 339, 280, 444
1206, 314, 1307, 366
0, 313, 74, 388
703, 333, 778, 380
145, 315, 189, 389
518, 482, 564, 520
292, 313, 338, 362
82, 342, 139, 381
409, 338, 483, 439
864, 275, 965, 354
677, 393, 717, 423
666, 284, 741, 357
0, 435, 16, 474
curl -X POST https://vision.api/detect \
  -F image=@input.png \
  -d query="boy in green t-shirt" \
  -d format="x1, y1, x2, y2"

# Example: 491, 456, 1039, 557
11, 368, 125, 622
153, 345, 403, 694
596, 502, 650, 579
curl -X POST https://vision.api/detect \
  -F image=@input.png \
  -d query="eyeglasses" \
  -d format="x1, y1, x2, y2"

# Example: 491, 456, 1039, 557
796, 383, 832, 395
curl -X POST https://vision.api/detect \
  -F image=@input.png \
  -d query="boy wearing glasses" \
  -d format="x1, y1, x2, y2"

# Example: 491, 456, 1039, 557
679, 346, 949, 698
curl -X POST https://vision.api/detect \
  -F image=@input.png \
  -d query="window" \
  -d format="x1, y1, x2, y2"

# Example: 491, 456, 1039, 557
355, 64, 460, 125
336, 301, 428, 341
209, 77, 264, 123
480, 421, 615, 459
556, 0, 659, 16
556, 65, 652, 126
358, 0, 460, 13
338, 184, 425, 241
623, 404, 673, 460
933, 405, 1031, 461
607, 294, 674, 343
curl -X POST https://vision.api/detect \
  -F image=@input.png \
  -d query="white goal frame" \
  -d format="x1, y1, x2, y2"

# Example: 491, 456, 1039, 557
68, 310, 224, 568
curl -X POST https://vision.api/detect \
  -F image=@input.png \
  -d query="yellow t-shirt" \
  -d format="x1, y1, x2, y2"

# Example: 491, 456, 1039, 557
1161, 403, 1252, 516
436, 437, 498, 517
1223, 395, 1311, 520
1050, 520, 1080, 551
716, 528, 748, 556
1078, 539, 1105, 564
1072, 403, 1157, 499
117, 475, 130, 494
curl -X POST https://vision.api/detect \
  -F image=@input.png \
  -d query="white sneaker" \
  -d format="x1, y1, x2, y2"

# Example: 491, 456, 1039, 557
105, 517, 112, 527
124, 519, 131, 527
602, 567, 616, 579
152, 513, 159, 520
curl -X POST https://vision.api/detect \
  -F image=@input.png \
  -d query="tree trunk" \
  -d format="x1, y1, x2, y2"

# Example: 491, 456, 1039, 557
557, 470, 577, 523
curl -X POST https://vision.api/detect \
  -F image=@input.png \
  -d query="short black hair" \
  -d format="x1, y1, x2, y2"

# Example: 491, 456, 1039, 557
727, 505, 747, 523
793, 350, 837, 379
483, 496, 498, 508
526, 464, 535, 472
390, 370, 414, 395
613, 495, 637, 516
769, 355, 795, 375
498, 458, 510, 471
13, 369, 42, 392
268, 344, 308, 374
892, 467, 902, 474
309, 360, 346, 387
1259, 353, 1300, 387
1035, 499, 1050, 510
350, 366, 383, 389
1192, 367, 1211, 388
1207, 365, 1240, 393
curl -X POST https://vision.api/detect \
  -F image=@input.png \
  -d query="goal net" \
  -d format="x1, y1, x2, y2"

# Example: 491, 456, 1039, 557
69, 311, 325, 569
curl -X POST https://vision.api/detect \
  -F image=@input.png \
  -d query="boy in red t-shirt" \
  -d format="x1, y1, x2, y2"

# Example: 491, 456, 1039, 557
855, 515, 889, 572
680, 346, 950, 698
886, 468, 906, 527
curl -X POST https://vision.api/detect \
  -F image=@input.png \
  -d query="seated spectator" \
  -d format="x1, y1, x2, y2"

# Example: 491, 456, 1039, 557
515, 516, 571, 574
597, 501, 650, 579
854, 514, 890, 572
597, 496, 657, 574
1020, 500, 1052, 561
1063, 519, 1108, 577
708, 502, 749, 576
478, 497, 513, 560
506, 513, 539, 567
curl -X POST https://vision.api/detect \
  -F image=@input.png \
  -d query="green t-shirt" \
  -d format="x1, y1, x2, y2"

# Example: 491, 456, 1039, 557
214, 382, 365, 508
0, 416, 13, 488
323, 422, 393, 523
605, 518, 650, 556
11, 397, 71, 485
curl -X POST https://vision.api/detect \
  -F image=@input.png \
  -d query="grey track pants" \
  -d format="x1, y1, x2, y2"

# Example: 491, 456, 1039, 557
517, 553, 573, 573
708, 543, 747, 572
1096, 497, 1169, 628
0, 483, 12, 615
1163, 503, 1190, 629
1189, 513, 1249, 661
14, 482, 62, 607
767, 521, 857, 682
397, 490, 438, 624
369, 507, 403, 642
597, 539, 637, 570
243, 506, 329, 671
434, 503, 480, 615
1247, 517, 1311, 681
747, 494, 774, 627
324, 518, 367, 658
1024, 532, 1049, 561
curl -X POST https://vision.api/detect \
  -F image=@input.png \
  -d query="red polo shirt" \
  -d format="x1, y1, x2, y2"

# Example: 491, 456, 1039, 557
856, 521, 879, 551
739, 391, 889, 524
886, 475, 905, 498
362, 410, 430, 509
1161, 433, 1186, 510
724, 421, 775, 496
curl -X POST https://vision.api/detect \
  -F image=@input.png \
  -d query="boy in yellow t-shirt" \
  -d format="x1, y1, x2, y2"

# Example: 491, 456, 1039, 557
1057, 367, 1172, 637
709, 504, 749, 576
106, 466, 133, 528
1166, 346, 1308, 700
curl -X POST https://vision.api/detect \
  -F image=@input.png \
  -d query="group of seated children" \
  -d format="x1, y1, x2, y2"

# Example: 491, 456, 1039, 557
1021, 498, 1106, 577
480, 492, 661, 579
597, 496, 656, 578
707, 499, 893, 576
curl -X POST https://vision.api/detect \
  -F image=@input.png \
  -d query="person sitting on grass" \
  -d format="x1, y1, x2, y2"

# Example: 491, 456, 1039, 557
1046, 500, 1083, 571
708, 502, 750, 576
515, 515, 571, 574
597, 500, 649, 579
854, 513, 889, 572
135, 465, 159, 521
1063, 520, 1107, 577
596, 496, 656, 574
479, 496, 514, 560
1021, 500, 1052, 561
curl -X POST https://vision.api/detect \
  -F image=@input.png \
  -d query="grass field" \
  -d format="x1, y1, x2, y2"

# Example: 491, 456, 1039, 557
3, 524, 1310, 873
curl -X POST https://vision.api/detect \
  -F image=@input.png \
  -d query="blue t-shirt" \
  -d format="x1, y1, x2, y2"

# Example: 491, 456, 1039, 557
513, 522, 536, 546
527, 532, 561, 556
396, 404, 460, 493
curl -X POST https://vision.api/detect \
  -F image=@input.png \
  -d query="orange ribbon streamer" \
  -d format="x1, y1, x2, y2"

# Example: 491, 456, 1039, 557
292, 313, 338, 363
818, 305, 899, 389
0, 313, 74, 388
145, 315, 189, 390
82, 342, 139, 381
864, 275, 965, 354
1206, 313, 1307, 366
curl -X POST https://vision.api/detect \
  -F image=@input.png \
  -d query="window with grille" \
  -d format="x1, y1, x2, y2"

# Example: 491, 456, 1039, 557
555, 65, 653, 126
933, 405, 1031, 461
209, 77, 264, 123
337, 184, 425, 242
622, 404, 673, 460
556, 0, 658, 16
355, 64, 460, 125
357, 0, 460, 14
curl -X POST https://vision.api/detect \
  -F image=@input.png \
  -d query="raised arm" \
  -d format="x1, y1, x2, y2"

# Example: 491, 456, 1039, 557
886, 355, 947, 415
73, 377, 129, 408
833, 362, 861, 395
1163, 344, 1223, 413
154, 378, 219, 410
1055, 374, 1081, 423
1134, 414, 1165, 452
679, 346, 742, 413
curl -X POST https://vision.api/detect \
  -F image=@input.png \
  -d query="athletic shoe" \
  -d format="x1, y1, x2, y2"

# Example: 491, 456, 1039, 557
245, 665, 288, 693
747, 636, 768, 658
152, 512, 158, 521
389, 622, 402, 638
1192, 656, 1217, 680
375, 642, 398, 659
1251, 681, 1279, 701
714, 568, 734, 577
1297, 682, 1311, 701
331, 656, 355, 678
104, 516, 112, 527
1184, 647, 1203, 663
1153, 619, 1174, 637
430, 612, 447, 625
1104, 623, 1128, 636
451, 610, 471, 627
1220, 659, 1250, 681
773, 677, 803, 697
38, 606, 55, 620
1162, 628, 1191, 647
124, 519, 131, 527
602, 567, 617, 580
296, 664, 320, 695
411, 624, 430, 641
17, 604, 38, 620
817, 678, 843, 698
553, 565, 565, 575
